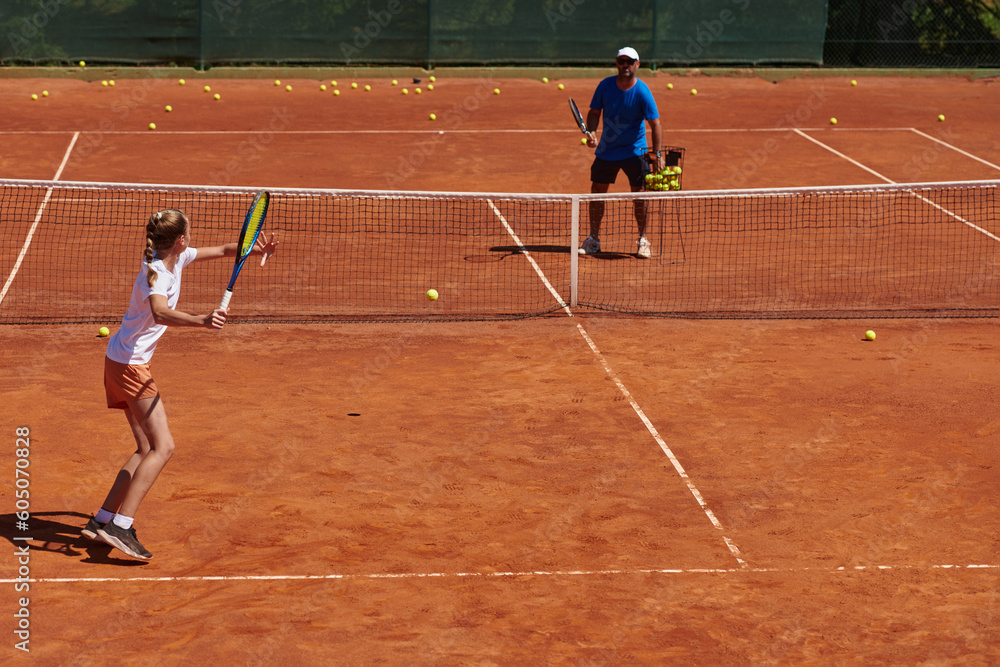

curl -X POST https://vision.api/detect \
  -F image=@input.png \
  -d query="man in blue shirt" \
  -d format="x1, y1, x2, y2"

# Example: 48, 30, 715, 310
580, 46, 663, 259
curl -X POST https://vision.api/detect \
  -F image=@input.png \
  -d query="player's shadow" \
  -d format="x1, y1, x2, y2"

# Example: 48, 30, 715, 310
0, 512, 148, 566
489, 244, 571, 254
575, 251, 638, 260
470, 245, 637, 261
471, 245, 572, 261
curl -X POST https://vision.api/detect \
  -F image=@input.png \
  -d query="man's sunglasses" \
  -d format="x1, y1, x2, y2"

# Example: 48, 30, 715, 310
616, 57, 636, 65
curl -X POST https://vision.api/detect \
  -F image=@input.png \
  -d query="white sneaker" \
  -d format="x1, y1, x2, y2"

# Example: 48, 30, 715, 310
637, 237, 652, 259
578, 235, 600, 255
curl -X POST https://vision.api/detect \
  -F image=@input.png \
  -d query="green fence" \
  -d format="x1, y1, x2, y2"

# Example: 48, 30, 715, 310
826, 0, 1000, 67
1, 0, 997, 68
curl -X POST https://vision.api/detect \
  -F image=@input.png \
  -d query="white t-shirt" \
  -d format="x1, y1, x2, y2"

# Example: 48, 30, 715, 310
106, 247, 198, 364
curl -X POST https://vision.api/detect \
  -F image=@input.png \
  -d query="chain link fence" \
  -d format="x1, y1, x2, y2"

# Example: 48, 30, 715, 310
825, 0, 1000, 67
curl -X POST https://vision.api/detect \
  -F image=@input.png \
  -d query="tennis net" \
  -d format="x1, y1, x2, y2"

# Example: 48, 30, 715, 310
0, 178, 997, 324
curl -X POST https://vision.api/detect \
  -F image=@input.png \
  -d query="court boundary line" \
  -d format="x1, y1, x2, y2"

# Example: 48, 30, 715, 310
794, 129, 1000, 243
908, 127, 1000, 173
485, 199, 746, 568
2, 563, 994, 585
486, 198, 570, 315
0, 132, 79, 308
574, 324, 748, 569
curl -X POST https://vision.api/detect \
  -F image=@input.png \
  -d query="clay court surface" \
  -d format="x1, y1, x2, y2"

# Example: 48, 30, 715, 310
1, 72, 998, 663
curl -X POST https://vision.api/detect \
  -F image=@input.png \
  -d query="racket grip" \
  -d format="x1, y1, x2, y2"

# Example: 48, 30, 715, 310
219, 289, 233, 310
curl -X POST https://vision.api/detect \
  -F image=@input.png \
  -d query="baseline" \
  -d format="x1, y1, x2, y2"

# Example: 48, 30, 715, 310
2, 562, 995, 585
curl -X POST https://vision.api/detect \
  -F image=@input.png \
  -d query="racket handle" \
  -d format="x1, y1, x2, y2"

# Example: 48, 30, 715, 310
219, 289, 233, 310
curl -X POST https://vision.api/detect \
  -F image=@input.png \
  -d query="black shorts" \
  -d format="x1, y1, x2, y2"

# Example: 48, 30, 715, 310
591, 155, 650, 188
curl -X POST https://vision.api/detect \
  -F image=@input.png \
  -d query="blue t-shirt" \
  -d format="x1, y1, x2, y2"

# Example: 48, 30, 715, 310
590, 77, 659, 161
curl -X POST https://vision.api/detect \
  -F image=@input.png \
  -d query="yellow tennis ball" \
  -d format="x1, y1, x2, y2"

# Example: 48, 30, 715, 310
165, 105, 172, 112
320, 84, 327, 91
557, 83, 564, 90
581, 137, 587, 145
667, 83, 674, 89
392, 79, 398, 85
830, 117, 837, 125
415, 87, 422, 94
865, 330, 876, 341
274, 79, 281, 86
334, 89, 340, 96
937, 114, 945, 122
204, 85, 211, 92
179, 79, 185, 85
98, 327, 110, 337
429, 113, 436, 120
493, 88, 500, 95
690, 88, 698, 95
30, 94, 37, 100
364, 84, 371, 91
402, 88, 409, 95
41, 90, 48, 97
429, 75, 436, 82
427, 84, 434, 91
851, 79, 857, 86
109, 80, 115, 86
148, 122, 156, 130
101, 80, 108, 86
286, 85, 292, 91
542, 77, 549, 83
351, 82, 358, 89
214, 93, 220, 100
331, 80, 337, 87
426, 289, 439, 301
78, 60, 85, 67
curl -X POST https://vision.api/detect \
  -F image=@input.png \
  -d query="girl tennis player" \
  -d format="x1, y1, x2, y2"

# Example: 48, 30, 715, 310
82, 208, 278, 559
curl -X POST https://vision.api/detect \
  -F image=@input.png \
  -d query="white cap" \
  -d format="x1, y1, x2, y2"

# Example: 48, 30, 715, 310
617, 47, 639, 61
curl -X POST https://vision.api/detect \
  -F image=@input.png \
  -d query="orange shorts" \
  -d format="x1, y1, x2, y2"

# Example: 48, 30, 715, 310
104, 357, 159, 409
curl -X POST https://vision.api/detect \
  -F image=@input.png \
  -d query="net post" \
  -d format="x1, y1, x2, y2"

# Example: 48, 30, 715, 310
570, 194, 579, 308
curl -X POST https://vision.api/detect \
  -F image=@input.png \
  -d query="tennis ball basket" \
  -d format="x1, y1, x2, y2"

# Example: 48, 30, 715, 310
643, 146, 685, 191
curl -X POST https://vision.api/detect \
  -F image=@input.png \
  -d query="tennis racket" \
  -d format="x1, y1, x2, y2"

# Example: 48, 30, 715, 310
568, 98, 594, 142
219, 190, 270, 310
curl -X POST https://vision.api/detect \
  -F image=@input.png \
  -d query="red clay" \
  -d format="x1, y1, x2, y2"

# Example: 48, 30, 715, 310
1, 73, 998, 663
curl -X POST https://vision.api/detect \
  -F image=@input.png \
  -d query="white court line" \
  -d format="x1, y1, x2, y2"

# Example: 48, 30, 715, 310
0, 132, 79, 308
793, 128, 894, 183
0, 563, 994, 585
486, 200, 746, 568
487, 199, 570, 315
574, 325, 748, 569
793, 129, 1000, 244
908, 127, 1000, 173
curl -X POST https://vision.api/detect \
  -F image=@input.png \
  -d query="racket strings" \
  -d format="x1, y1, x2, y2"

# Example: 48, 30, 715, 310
240, 196, 269, 256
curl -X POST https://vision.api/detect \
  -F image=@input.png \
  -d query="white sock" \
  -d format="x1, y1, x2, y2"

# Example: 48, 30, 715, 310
95, 508, 115, 524
112, 514, 134, 530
